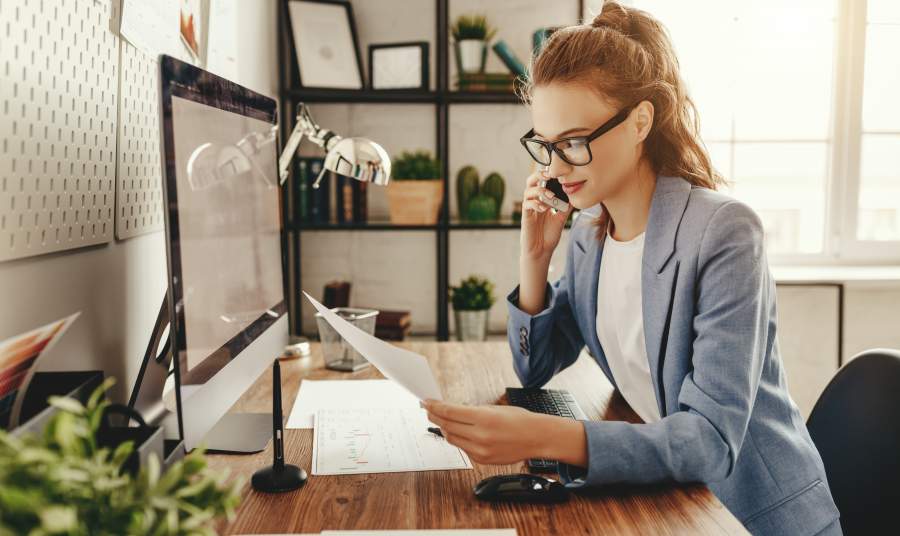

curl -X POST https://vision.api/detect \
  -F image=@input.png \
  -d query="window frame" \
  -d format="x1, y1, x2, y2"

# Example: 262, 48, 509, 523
630, 0, 900, 265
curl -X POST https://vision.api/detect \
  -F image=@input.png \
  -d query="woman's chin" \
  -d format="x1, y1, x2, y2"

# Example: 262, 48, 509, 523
567, 192, 597, 211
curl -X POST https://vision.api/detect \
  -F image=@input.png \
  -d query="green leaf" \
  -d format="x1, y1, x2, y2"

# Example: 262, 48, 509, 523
39, 506, 77, 533
86, 377, 116, 410
111, 440, 135, 469
47, 396, 85, 415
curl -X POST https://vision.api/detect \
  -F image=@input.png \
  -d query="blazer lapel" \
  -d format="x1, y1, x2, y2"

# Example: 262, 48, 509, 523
641, 176, 691, 418
579, 216, 617, 388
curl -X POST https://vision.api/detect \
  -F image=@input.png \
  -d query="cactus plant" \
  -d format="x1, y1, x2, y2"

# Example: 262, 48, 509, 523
481, 172, 505, 218
456, 165, 480, 219
466, 194, 497, 221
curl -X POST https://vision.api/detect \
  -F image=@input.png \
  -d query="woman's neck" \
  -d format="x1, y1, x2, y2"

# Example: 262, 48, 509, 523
604, 160, 657, 242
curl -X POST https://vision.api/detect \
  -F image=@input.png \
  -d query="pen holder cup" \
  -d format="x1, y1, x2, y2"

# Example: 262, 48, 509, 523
315, 307, 379, 371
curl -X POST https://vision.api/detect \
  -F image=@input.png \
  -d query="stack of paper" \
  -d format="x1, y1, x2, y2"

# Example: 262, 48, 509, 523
313, 407, 471, 475
286, 379, 420, 429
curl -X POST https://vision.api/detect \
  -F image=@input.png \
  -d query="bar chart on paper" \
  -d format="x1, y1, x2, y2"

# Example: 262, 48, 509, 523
312, 408, 472, 475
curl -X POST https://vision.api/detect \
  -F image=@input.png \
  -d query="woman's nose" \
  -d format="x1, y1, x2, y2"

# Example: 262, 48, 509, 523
546, 153, 573, 179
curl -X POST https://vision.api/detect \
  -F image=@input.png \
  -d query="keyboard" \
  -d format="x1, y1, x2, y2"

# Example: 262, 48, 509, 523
505, 387, 589, 472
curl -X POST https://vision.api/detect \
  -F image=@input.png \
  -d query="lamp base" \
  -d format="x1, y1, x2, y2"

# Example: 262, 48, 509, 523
251, 463, 308, 493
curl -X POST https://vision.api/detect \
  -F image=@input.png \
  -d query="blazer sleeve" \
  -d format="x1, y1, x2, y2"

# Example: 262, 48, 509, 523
559, 201, 770, 488
506, 225, 587, 388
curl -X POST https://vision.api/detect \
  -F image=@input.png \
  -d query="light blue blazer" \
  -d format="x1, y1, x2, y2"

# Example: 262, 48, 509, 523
506, 175, 841, 535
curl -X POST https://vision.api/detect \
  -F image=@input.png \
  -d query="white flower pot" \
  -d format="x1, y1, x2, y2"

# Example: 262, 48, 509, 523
456, 39, 487, 74
454, 309, 489, 341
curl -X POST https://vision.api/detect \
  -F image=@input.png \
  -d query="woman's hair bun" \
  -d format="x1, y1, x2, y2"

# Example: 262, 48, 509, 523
590, 1, 634, 34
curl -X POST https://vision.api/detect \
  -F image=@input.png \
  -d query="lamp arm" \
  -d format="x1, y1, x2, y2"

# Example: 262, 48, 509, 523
278, 103, 341, 186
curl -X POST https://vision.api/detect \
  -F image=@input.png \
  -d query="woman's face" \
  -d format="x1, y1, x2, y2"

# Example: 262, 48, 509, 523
529, 82, 650, 209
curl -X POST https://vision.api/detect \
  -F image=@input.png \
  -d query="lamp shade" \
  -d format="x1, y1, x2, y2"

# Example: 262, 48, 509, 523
323, 137, 392, 186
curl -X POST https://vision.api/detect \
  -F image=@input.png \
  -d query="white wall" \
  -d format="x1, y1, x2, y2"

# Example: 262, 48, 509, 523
0, 0, 278, 402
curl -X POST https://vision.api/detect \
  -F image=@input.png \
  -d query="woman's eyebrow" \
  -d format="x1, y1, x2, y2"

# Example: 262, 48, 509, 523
532, 126, 591, 139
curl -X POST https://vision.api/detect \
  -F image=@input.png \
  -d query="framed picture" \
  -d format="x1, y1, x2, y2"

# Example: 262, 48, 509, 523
284, 0, 364, 90
368, 42, 430, 91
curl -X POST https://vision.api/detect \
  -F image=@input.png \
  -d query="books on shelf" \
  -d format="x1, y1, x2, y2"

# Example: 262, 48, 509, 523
373, 309, 412, 341
492, 40, 526, 78
295, 157, 368, 225
456, 72, 518, 93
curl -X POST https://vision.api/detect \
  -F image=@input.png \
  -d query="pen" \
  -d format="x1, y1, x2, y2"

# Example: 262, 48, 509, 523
273, 359, 285, 470
427, 426, 444, 438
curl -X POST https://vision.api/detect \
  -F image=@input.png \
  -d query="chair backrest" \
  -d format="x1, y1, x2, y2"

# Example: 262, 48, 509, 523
807, 349, 900, 536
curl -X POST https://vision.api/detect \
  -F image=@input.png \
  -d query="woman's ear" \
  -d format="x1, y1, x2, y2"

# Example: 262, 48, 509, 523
633, 100, 654, 143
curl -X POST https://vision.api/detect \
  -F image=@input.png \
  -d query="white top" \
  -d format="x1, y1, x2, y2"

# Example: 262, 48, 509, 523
595, 229, 661, 423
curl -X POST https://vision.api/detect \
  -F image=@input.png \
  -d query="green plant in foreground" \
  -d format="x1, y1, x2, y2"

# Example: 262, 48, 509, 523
450, 275, 496, 311
451, 14, 497, 42
0, 378, 242, 536
392, 150, 442, 180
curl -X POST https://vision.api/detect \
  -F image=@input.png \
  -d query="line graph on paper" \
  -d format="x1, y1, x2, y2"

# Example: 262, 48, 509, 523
313, 408, 472, 475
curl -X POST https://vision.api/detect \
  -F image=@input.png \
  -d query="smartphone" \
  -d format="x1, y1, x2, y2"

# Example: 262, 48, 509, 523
540, 178, 571, 214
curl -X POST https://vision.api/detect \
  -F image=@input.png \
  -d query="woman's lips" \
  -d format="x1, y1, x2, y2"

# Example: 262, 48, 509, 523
560, 180, 586, 195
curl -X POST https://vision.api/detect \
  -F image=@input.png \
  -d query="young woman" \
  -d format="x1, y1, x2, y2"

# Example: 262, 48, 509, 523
422, 3, 841, 535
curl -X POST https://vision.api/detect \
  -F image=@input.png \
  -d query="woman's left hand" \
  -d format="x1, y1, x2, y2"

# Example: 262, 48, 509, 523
422, 399, 562, 465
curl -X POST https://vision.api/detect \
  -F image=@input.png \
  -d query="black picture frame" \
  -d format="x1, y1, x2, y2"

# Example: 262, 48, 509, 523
368, 41, 430, 91
283, 0, 365, 91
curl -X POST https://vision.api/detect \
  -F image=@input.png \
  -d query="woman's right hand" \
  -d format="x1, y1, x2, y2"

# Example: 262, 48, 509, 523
520, 168, 570, 262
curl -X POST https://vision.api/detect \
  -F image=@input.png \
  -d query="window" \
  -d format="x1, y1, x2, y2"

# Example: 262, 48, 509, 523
629, 0, 900, 262
856, 0, 900, 242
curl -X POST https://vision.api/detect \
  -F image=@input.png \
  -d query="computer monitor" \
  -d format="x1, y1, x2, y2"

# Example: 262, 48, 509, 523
158, 55, 287, 453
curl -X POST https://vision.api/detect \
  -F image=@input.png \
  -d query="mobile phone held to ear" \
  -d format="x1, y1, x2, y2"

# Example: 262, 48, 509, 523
539, 178, 571, 214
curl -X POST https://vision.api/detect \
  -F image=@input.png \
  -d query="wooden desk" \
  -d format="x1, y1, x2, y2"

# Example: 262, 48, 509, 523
210, 342, 747, 535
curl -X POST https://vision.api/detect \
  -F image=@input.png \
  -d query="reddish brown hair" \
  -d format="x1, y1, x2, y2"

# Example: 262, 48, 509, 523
519, 1, 725, 231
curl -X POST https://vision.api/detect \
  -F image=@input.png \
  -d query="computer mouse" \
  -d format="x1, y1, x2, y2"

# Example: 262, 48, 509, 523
473, 473, 569, 503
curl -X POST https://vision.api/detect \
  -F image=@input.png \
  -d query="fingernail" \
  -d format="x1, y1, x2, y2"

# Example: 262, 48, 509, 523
542, 191, 554, 200
419, 400, 426, 408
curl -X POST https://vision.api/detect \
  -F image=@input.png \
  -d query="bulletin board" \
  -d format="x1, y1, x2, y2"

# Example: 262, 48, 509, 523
0, 0, 119, 261
0, 0, 225, 261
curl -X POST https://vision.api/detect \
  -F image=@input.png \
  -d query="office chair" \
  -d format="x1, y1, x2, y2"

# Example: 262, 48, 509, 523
806, 348, 900, 536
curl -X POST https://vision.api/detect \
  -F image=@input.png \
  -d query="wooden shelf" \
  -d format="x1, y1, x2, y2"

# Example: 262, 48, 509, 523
282, 88, 523, 105
293, 221, 438, 231
283, 88, 438, 104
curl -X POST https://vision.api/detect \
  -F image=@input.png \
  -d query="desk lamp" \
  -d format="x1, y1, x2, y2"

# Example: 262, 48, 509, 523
278, 102, 392, 189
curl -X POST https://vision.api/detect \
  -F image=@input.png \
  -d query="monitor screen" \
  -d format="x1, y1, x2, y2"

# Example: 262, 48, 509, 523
171, 95, 283, 377
159, 55, 286, 450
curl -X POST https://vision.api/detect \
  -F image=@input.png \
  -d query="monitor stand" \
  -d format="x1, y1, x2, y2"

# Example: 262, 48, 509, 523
202, 413, 272, 454
129, 292, 273, 454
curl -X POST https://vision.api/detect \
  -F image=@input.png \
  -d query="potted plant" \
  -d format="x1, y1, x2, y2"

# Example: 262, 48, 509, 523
0, 378, 242, 535
456, 166, 505, 221
450, 275, 496, 341
387, 150, 444, 225
451, 14, 497, 74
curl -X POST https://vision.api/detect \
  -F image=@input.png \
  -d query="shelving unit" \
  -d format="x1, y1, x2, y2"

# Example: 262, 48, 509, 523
276, 0, 583, 340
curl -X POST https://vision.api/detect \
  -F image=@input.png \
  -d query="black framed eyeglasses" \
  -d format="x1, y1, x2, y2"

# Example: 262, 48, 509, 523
519, 104, 636, 166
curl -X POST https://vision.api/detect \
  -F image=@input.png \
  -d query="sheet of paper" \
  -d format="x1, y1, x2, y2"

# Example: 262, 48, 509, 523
312, 408, 471, 476
120, 0, 202, 64
323, 531, 517, 535
2, 312, 80, 428
303, 292, 443, 401
287, 379, 420, 429
206, 0, 238, 81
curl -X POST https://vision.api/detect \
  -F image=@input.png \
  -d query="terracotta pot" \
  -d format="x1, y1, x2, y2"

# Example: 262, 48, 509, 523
386, 180, 444, 225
